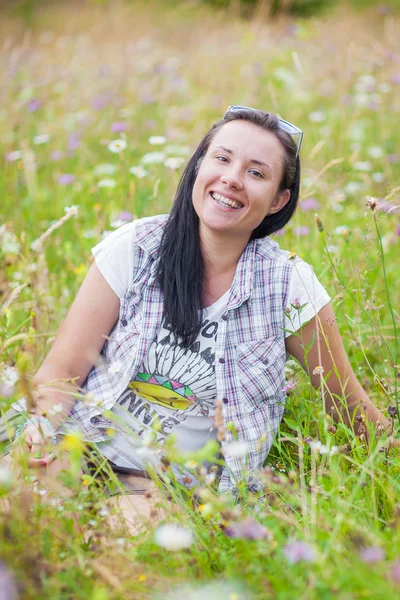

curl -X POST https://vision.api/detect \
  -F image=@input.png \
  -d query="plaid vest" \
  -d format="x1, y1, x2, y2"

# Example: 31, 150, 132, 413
37, 215, 295, 493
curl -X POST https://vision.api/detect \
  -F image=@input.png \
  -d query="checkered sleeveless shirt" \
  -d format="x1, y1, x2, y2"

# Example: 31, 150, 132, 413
65, 215, 294, 493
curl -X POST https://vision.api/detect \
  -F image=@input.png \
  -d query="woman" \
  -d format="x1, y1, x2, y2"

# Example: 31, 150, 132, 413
1, 107, 392, 522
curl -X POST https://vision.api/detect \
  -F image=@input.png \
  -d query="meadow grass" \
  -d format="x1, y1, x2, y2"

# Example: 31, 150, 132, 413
1, 1, 400, 598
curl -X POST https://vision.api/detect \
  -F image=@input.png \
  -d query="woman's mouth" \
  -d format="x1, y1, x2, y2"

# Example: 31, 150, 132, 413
210, 192, 244, 210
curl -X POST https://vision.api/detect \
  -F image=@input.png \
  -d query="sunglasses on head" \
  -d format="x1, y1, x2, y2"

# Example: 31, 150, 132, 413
224, 105, 303, 158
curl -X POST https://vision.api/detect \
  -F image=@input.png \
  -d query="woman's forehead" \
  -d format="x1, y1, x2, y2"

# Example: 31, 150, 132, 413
209, 120, 284, 162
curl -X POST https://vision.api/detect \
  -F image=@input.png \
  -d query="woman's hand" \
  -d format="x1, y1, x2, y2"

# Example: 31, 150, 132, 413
13, 421, 57, 468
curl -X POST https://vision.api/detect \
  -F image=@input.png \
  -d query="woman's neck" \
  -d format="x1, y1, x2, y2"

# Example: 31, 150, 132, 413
200, 226, 250, 278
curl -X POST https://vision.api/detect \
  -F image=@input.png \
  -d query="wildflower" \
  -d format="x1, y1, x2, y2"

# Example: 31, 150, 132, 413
222, 441, 249, 458
149, 135, 167, 145
372, 172, 385, 183
293, 226, 309, 236
353, 161, 372, 172
368, 146, 384, 159
82, 392, 100, 407
50, 150, 64, 161
94, 163, 117, 176
0, 226, 20, 255
58, 174, 75, 185
108, 139, 127, 153
315, 214, 324, 232
5, 150, 22, 162
0, 562, 18, 600
225, 518, 271, 540
287, 251, 297, 260
118, 211, 133, 223
365, 196, 379, 211
33, 134, 50, 145
48, 403, 63, 415
291, 297, 302, 309
345, 181, 364, 195
129, 165, 148, 178
360, 546, 385, 564
388, 154, 399, 164
0, 465, 12, 488
64, 205, 79, 216
62, 431, 84, 453
27, 97, 42, 112
154, 523, 193, 551
138, 574, 146, 582
0, 366, 18, 398
390, 560, 400, 584
111, 121, 127, 133
97, 178, 116, 188
300, 198, 319, 212
141, 151, 166, 165
308, 111, 326, 122
283, 540, 316, 563
164, 157, 185, 169
313, 365, 324, 375
282, 381, 296, 396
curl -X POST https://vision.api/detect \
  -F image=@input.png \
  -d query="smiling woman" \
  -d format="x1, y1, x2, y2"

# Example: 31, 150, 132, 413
1, 107, 393, 527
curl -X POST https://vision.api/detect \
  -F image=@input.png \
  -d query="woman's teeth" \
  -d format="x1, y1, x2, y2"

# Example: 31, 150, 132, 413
211, 192, 243, 209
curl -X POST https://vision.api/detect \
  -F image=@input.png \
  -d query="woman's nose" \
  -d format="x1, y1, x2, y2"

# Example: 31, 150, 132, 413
221, 165, 244, 189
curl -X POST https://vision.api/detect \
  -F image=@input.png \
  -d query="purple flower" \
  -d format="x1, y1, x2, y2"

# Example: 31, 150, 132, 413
388, 153, 399, 164
68, 132, 81, 151
390, 560, 400, 584
50, 150, 64, 161
293, 226, 309, 236
396, 223, 400, 237
283, 540, 316, 563
27, 97, 42, 113
300, 198, 320, 212
377, 5, 392, 15
111, 121, 127, 133
225, 518, 271, 541
0, 562, 18, 600
118, 210, 133, 222
360, 546, 385, 564
273, 228, 285, 237
91, 92, 113, 111
58, 173, 75, 185
391, 74, 400, 85
282, 381, 296, 396
140, 93, 155, 105
377, 200, 394, 213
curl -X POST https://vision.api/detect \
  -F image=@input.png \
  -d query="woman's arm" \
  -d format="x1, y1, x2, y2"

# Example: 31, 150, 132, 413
285, 302, 391, 439
29, 262, 120, 428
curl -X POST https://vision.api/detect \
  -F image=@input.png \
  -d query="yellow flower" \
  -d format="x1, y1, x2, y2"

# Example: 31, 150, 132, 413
74, 264, 85, 275
62, 431, 84, 453
82, 474, 93, 486
138, 575, 146, 582
287, 252, 297, 260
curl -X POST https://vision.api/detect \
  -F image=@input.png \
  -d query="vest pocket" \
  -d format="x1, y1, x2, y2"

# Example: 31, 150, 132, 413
235, 335, 286, 412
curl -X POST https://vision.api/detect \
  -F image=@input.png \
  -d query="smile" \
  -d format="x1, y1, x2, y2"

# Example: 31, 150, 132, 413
210, 192, 243, 209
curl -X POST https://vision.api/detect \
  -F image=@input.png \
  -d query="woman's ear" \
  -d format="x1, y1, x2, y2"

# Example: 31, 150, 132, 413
270, 189, 291, 214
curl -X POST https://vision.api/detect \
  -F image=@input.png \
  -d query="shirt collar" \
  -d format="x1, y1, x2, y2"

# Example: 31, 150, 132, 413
227, 238, 257, 309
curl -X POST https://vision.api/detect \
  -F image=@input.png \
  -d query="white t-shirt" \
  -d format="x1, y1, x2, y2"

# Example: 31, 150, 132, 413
92, 221, 331, 339
93, 221, 330, 475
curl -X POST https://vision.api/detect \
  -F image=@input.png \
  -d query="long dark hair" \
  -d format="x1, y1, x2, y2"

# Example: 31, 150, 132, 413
156, 108, 301, 347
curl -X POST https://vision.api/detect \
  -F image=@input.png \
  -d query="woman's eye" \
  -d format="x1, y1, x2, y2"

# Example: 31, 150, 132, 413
216, 155, 229, 163
249, 169, 263, 178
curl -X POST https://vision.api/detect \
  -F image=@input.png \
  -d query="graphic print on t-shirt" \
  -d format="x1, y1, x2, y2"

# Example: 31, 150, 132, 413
115, 296, 227, 447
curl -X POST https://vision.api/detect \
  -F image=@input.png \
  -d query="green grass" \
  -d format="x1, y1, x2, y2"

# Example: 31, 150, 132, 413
1, 1, 400, 598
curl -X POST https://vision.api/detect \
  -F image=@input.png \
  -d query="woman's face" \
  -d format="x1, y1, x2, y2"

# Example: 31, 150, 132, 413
192, 120, 290, 241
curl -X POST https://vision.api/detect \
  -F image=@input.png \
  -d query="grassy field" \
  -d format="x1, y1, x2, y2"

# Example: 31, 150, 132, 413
1, 1, 400, 598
